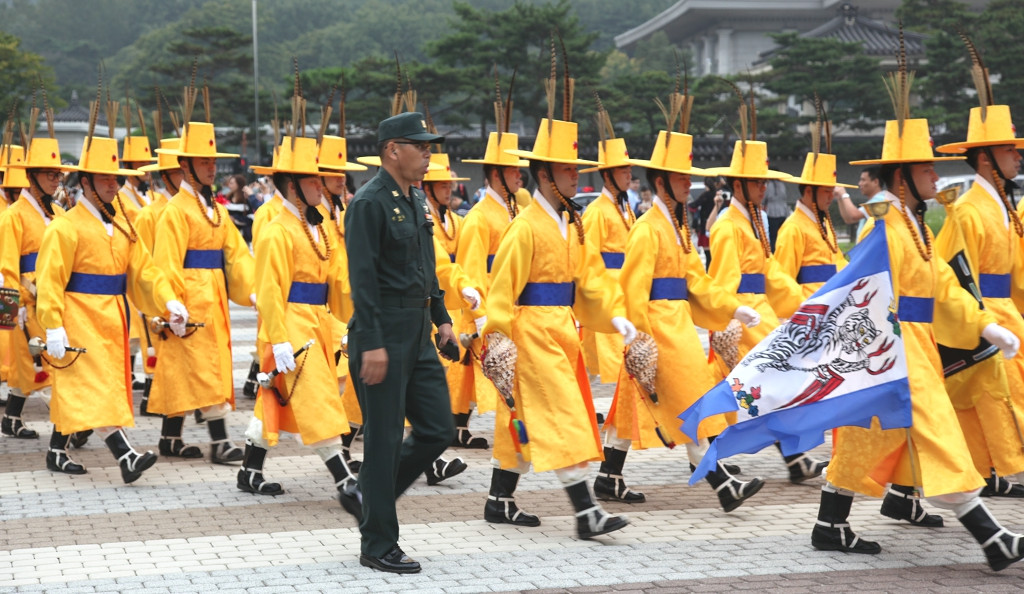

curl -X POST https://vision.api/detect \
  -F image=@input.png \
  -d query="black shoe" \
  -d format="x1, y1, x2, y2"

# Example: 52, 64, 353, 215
2, 415, 39, 439
159, 416, 203, 458
595, 412, 605, 425
705, 464, 764, 513
104, 429, 158, 484
237, 467, 284, 495
566, 479, 629, 539
723, 462, 741, 475
880, 484, 943, 527
338, 477, 363, 522
958, 499, 1024, 571
342, 448, 362, 475
451, 413, 488, 449
484, 468, 540, 527
47, 449, 87, 474
594, 447, 645, 503
132, 378, 146, 391
210, 440, 244, 465
359, 545, 421, 574
779, 447, 827, 484
138, 378, 159, 417
426, 456, 467, 486
981, 471, 1024, 498
68, 430, 93, 449
811, 486, 880, 554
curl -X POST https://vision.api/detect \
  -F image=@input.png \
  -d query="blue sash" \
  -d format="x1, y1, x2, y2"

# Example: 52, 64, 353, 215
448, 253, 456, 263
486, 254, 495, 273
738, 273, 765, 294
19, 252, 38, 273
796, 264, 836, 284
66, 272, 127, 295
897, 296, 934, 323
601, 252, 625, 270
287, 282, 328, 305
518, 282, 575, 306
650, 277, 688, 300
183, 249, 224, 269
979, 273, 1011, 299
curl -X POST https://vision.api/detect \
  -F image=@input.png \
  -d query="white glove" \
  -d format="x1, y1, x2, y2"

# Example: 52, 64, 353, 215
474, 315, 487, 335
165, 300, 189, 337
461, 287, 481, 310
17, 307, 27, 329
46, 327, 69, 359
982, 323, 1020, 359
250, 293, 258, 308
733, 305, 761, 328
272, 342, 296, 374
611, 316, 637, 345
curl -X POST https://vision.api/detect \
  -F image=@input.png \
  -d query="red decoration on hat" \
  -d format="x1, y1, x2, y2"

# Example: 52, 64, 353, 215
209, 139, 214, 146
624, 150, 629, 157
144, 147, 150, 153
832, 171, 837, 178
338, 152, 344, 159
689, 152, 694, 162
111, 155, 117, 162
1013, 124, 1017, 135
572, 141, 578, 150
50, 152, 57, 159
928, 137, 934, 147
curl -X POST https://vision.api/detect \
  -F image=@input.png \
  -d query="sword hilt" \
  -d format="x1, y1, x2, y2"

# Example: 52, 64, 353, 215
28, 336, 87, 356
256, 339, 315, 388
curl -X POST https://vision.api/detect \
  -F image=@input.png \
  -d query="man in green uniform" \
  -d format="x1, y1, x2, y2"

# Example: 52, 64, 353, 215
345, 112, 457, 574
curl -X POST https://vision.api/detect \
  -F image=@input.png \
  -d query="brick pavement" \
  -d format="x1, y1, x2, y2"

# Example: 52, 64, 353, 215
1, 304, 1023, 592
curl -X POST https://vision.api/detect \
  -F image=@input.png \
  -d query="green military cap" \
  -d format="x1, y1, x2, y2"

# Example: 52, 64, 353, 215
377, 112, 445, 144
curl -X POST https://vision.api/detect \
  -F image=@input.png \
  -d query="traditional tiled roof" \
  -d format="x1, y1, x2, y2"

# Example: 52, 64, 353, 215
758, 12, 926, 63
53, 90, 108, 125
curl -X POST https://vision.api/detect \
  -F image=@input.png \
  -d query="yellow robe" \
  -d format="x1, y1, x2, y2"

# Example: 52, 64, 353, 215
773, 202, 848, 300
707, 202, 803, 380
450, 189, 510, 413
0, 193, 63, 395
35, 202, 175, 433
827, 197, 992, 498
117, 184, 153, 347
606, 200, 737, 448
934, 179, 1024, 477
484, 199, 626, 472
148, 183, 255, 415
133, 188, 172, 375
251, 191, 285, 247
254, 206, 349, 446
0, 198, 10, 383
580, 190, 630, 383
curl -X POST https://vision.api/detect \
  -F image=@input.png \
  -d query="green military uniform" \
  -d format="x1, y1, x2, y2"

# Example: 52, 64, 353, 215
345, 113, 455, 563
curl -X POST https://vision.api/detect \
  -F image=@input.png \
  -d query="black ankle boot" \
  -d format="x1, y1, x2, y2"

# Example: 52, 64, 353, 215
2, 395, 38, 438
704, 463, 764, 512
484, 468, 540, 526
207, 417, 243, 465
325, 451, 362, 521
237, 442, 283, 495
46, 427, 86, 474
958, 499, 1024, 571
104, 429, 157, 484
565, 479, 629, 539
68, 429, 93, 449
138, 378, 159, 417
811, 486, 880, 554
451, 412, 488, 449
880, 484, 943, 526
593, 447, 645, 503
242, 358, 260, 400
981, 470, 1024, 498
426, 456, 467, 486
775, 442, 827, 483
159, 416, 203, 458
341, 426, 362, 474
707, 435, 740, 474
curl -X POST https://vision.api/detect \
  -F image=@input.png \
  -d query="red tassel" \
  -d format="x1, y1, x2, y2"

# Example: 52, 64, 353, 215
35, 370, 49, 383
146, 356, 157, 367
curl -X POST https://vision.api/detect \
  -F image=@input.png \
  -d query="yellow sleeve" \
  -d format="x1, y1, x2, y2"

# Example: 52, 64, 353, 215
126, 237, 177, 317
330, 240, 354, 324
772, 217, 803, 282
0, 211, 30, 304
707, 219, 742, 293
481, 220, 532, 338
582, 203, 607, 255
934, 253, 996, 349
433, 235, 478, 309
573, 235, 625, 333
221, 206, 256, 306
766, 257, 804, 319
152, 204, 189, 301
456, 213, 491, 296
254, 223, 292, 346
686, 247, 741, 332
34, 218, 76, 330
618, 222, 656, 335
136, 207, 158, 254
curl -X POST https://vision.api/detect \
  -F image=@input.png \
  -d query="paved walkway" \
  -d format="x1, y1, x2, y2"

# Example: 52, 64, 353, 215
1, 305, 1023, 592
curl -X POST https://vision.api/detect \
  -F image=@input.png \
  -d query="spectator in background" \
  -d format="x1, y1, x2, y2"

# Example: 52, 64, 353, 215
836, 166, 883, 240
762, 178, 790, 251
634, 184, 653, 217
626, 175, 640, 211
223, 173, 257, 242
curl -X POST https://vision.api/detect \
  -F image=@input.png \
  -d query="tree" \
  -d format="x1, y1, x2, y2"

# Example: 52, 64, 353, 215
974, 0, 1024, 133
0, 31, 57, 117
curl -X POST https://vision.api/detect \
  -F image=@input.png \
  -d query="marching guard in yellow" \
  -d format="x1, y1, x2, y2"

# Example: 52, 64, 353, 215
600, 89, 765, 511
0, 137, 28, 407
482, 47, 637, 539
32, 99, 189, 482
933, 39, 1024, 499
148, 83, 254, 465
815, 44, 1024, 571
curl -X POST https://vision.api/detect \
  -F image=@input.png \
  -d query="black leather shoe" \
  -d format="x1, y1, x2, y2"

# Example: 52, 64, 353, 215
338, 477, 363, 522
426, 456, 467, 486
359, 545, 421, 574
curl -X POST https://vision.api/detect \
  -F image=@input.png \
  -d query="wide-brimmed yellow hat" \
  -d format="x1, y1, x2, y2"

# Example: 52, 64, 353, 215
252, 136, 342, 177
318, 135, 367, 173
463, 132, 529, 167
155, 122, 239, 159
122, 135, 157, 163
76, 137, 141, 176
138, 138, 183, 172
631, 131, 708, 176
787, 152, 856, 188
705, 140, 791, 180
579, 138, 645, 173
423, 152, 469, 183
7, 137, 78, 172
935, 105, 1024, 153
0, 145, 29, 188
506, 119, 599, 166
850, 119, 964, 165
